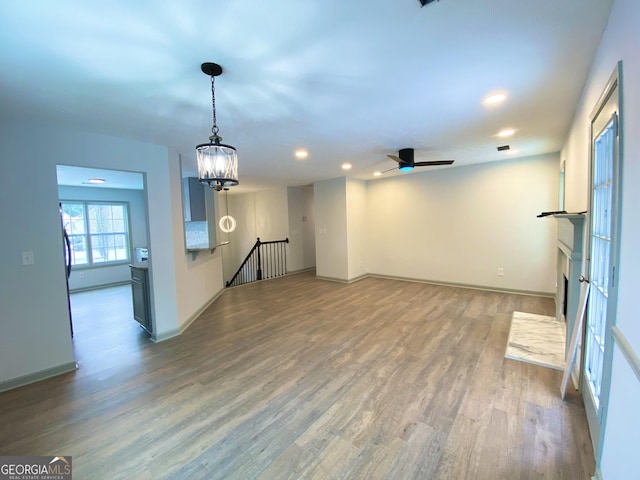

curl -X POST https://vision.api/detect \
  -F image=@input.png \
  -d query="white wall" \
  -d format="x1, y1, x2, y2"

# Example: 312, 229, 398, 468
601, 346, 640, 477
0, 123, 225, 387
561, 0, 640, 476
314, 177, 349, 281
223, 186, 315, 281
58, 185, 148, 291
255, 188, 290, 241
302, 186, 316, 269
221, 192, 256, 284
175, 167, 225, 333
287, 186, 304, 273
221, 187, 290, 284
1, 127, 76, 385
287, 185, 316, 273
163, 148, 225, 335
346, 179, 368, 280
367, 154, 559, 294
173, 244, 225, 333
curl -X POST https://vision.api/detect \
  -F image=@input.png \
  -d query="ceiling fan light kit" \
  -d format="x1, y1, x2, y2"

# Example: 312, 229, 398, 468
397, 148, 416, 171
383, 148, 455, 175
195, 62, 239, 191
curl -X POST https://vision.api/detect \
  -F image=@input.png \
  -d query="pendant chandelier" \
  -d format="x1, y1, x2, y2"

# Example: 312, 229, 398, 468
195, 62, 239, 191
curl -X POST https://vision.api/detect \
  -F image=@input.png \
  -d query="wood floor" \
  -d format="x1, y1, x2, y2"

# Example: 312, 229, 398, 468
0, 272, 595, 479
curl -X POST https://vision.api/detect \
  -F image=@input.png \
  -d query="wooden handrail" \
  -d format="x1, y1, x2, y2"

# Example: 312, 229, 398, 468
226, 237, 289, 288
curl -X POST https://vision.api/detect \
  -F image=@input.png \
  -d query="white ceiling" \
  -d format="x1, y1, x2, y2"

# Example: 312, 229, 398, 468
56, 165, 144, 190
0, 0, 613, 192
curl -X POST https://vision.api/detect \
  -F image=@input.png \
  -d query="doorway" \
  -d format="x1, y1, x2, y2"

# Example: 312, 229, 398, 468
582, 64, 622, 455
56, 165, 151, 358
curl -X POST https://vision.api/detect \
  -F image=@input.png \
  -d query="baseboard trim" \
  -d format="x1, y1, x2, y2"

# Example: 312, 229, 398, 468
287, 267, 316, 275
224, 269, 549, 297
313, 275, 347, 284
347, 274, 369, 283
315, 274, 367, 284
0, 362, 77, 393
151, 328, 180, 343
151, 287, 226, 343
367, 273, 554, 297
225, 269, 315, 289
70, 281, 130, 294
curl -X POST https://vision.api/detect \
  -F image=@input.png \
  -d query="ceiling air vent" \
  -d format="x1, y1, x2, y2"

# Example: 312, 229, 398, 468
418, 0, 439, 7
497, 145, 510, 152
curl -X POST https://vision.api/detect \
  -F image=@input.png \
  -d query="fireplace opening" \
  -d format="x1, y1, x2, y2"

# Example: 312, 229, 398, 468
562, 274, 568, 319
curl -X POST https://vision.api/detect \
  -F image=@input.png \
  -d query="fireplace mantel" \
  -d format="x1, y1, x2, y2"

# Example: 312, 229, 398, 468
555, 214, 586, 261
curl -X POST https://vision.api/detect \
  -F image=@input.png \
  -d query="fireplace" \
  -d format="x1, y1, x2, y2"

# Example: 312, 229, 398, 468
562, 274, 568, 318
554, 214, 585, 384
557, 254, 570, 323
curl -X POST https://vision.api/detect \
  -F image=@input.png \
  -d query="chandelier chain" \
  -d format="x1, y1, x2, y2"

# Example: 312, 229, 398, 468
210, 75, 219, 136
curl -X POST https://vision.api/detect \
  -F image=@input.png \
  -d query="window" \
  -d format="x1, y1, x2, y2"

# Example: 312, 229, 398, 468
585, 117, 616, 411
61, 201, 130, 266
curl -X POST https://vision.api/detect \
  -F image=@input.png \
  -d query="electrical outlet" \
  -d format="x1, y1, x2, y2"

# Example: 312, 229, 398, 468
497, 267, 504, 276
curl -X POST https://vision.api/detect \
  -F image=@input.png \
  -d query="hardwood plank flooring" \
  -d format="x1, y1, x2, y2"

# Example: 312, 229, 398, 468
0, 272, 595, 479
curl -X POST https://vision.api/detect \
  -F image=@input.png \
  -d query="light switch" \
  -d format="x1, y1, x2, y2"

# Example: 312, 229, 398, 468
21, 251, 35, 265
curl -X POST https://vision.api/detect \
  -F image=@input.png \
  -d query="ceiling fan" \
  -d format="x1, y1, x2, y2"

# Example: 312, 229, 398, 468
383, 148, 454, 173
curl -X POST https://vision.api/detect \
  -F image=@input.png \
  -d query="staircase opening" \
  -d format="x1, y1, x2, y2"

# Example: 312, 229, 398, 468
226, 237, 289, 288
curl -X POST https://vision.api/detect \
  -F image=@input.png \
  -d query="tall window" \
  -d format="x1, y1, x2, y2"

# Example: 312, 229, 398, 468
585, 117, 616, 411
61, 201, 130, 266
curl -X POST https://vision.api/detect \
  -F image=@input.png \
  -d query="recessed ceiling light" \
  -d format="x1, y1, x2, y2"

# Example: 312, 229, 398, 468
87, 178, 106, 184
497, 128, 515, 137
483, 93, 507, 105
342, 163, 352, 171
373, 171, 382, 177
294, 149, 308, 159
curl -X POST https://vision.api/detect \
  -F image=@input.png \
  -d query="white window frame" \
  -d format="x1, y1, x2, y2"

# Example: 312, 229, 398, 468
60, 200, 131, 267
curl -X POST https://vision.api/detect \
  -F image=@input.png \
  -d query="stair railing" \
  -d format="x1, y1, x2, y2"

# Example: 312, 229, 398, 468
226, 237, 289, 288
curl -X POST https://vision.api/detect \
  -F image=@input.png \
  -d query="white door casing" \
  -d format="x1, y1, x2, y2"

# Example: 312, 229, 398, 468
581, 63, 622, 457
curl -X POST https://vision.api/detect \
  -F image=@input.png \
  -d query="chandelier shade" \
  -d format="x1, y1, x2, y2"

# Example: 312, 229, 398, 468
196, 62, 239, 191
196, 140, 239, 190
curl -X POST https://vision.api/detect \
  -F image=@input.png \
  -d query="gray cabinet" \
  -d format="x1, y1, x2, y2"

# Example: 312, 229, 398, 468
182, 177, 206, 222
130, 265, 152, 333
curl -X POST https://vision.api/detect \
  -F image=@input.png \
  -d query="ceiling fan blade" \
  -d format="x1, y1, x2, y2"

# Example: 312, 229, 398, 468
386, 155, 402, 163
413, 160, 455, 167
380, 166, 399, 174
